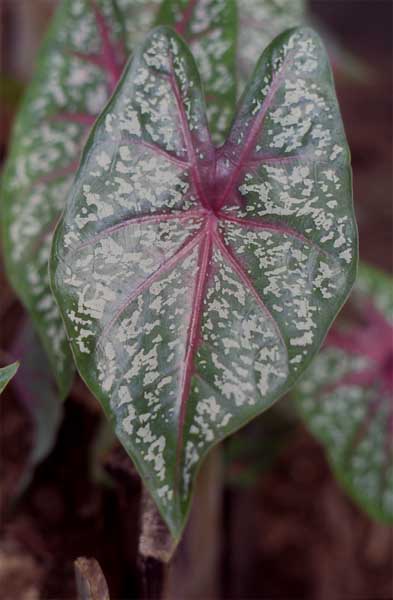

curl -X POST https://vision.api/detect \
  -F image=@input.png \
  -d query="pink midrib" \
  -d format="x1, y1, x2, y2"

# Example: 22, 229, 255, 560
122, 135, 190, 167
97, 224, 207, 345
218, 212, 333, 259
322, 306, 393, 444
168, 56, 212, 210
216, 49, 295, 210
174, 0, 199, 36
91, 0, 123, 92
40, 3, 124, 194
73, 209, 205, 254
326, 317, 393, 398
55, 2, 124, 130
326, 309, 393, 366
175, 221, 214, 487
52, 113, 96, 127
31, 3, 129, 263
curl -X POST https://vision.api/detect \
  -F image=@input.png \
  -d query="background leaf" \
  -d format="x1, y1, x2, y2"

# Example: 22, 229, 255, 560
295, 263, 393, 522
156, 0, 237, 144
116, 0, 161, 51
237, 0, 373, 100
0, 362, 19, 394
237, 0, 305, 91
50, 26, 357, 538
1, 0, 132, 396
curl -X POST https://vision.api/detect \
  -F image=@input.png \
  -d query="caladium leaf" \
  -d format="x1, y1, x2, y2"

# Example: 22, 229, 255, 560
116, 0, 161, 50
238, 0, 305, 89
50, 26, 357, 538
1, 0, 130, 396
0, 362, 19, 394
296, 264, 393, 522
156, 0, 237, 144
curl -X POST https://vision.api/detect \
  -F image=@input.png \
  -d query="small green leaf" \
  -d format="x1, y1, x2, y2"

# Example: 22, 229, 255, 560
296, 263, 393, 522
156, 0, 237, 143
0, 362, 19, 394
50, 26, 357, 538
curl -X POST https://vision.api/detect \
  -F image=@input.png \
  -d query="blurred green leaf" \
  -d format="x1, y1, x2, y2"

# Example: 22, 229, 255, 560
296, 263, 393, 522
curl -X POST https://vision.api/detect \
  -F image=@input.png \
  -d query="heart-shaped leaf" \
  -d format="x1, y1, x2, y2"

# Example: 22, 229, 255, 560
50, 26, 357, 538
295, 263, 393, 522
0, 362, 19, 394
238, 0, 305, 89
156, 0, 237, 143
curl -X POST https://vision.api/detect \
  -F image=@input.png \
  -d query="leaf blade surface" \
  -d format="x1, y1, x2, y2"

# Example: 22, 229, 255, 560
51, 26, 357, 537
1, 0, 131, 395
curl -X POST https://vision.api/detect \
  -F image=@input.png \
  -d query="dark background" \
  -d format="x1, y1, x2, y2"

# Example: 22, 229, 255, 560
0, 1, 392, 598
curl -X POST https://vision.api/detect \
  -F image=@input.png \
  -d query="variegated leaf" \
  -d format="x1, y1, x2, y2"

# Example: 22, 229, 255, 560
238, 0, 305, 90
116, 0, 161, 50
296, 264, 393, 522
0, 362, 19, 394
156, 0, 237, 143
50, 26, 357, 538
1, 0, 130, 396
